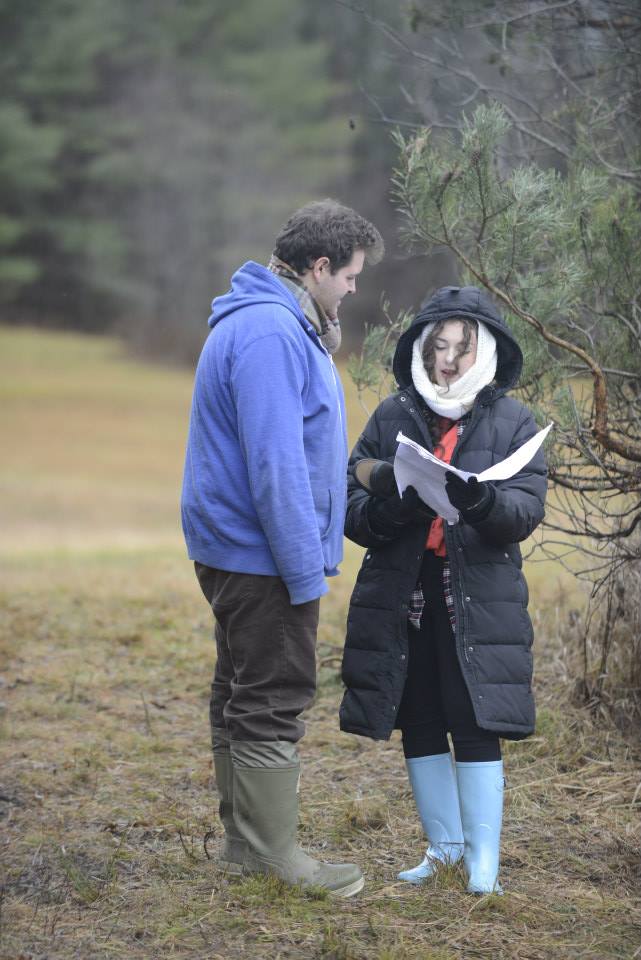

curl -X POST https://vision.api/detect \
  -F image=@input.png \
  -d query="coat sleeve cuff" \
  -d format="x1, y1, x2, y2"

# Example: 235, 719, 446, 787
460, 485, 496, 525
286, 573, 328, 606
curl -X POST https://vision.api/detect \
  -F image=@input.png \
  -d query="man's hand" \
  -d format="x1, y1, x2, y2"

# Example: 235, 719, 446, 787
445, 472, 495, 523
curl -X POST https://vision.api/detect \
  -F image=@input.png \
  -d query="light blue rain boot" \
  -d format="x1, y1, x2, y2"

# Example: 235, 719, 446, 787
455, 760, 504, 895
397, 752, 464, 884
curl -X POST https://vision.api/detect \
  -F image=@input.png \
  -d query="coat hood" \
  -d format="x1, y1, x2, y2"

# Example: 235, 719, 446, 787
393, 285, 522, 396
208, 260, 308, 332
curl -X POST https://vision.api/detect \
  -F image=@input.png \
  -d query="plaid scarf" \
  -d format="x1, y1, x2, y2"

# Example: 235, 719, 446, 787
408, 419, 466, 633
267, 254, 341, 354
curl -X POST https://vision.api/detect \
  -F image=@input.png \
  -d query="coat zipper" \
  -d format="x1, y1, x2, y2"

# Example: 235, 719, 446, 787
403, 388, 474, 663
443, 520, 470, 664
325, 350, 343, 434
399, 389, 434, 451
446, 400, 486, 668
330, 357, 342, 432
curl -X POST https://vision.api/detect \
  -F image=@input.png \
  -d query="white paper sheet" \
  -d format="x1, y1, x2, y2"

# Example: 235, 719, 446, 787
393, 423, 552, 523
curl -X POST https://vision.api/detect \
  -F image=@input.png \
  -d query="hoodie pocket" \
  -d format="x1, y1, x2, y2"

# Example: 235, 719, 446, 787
326, 484, 347, 540
319, 486, 338, 540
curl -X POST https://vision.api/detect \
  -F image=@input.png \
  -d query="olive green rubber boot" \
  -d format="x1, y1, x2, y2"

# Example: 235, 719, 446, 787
212, 728, 247, 874
231, 740, 364, 898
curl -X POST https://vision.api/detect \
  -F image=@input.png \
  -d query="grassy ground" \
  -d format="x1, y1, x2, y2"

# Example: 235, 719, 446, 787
1, 328, 639, 960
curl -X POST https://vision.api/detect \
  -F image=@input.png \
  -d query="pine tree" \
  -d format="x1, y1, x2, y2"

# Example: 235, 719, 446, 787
344, 2, 641, 716
0, 0, 354, 356
349, 100, 641, 717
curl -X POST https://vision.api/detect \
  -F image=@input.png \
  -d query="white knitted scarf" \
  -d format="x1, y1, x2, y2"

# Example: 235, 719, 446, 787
411, 320, 497, 419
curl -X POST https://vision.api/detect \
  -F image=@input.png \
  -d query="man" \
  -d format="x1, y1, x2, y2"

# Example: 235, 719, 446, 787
181, 199, 383, 897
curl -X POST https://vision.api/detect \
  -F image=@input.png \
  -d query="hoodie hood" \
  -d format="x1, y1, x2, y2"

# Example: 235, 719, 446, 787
393, 285, 522, 396
208, 260, 311, 334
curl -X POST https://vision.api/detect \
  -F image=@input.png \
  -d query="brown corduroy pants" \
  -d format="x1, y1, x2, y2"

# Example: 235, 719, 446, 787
195, 563, 319, 743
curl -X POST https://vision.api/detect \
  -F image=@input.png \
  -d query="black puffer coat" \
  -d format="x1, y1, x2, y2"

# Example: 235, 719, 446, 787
339, 286, 547, 742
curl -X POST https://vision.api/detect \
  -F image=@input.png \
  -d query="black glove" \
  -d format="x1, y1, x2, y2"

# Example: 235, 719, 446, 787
353, 458, 397, 498
353, 458, 435, 534
369, 484, 436, 534
445, 472, 495, 523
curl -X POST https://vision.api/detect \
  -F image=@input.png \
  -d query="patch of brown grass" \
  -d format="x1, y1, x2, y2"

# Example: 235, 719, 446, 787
1, 561, 639, 959
1, 328, 639, 959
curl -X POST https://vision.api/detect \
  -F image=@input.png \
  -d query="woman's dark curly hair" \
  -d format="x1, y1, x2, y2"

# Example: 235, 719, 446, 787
418, 316, 478, 442
421, 317, 478, 383
273, 199, 384, 275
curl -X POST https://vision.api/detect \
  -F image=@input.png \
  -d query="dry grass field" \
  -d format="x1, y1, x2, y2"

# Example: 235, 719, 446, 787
1, 327, 639, 960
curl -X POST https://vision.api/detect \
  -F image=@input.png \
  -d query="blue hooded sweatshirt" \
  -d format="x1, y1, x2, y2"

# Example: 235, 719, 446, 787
181, 261, 348, 605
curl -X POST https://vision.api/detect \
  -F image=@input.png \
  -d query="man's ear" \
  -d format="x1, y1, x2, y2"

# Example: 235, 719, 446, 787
310, 256, 330, 281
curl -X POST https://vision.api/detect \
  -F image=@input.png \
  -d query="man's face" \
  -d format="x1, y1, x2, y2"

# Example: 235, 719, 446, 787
302, 249, 365, 320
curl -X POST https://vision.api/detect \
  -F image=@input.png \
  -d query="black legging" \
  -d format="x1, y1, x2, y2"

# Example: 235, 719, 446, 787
397, 551, 501, 763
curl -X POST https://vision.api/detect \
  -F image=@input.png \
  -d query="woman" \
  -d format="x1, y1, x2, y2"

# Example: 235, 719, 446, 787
340, 285, 547, 894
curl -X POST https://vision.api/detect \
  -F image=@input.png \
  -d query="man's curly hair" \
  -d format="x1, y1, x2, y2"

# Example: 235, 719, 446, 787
273, 199, 384, 275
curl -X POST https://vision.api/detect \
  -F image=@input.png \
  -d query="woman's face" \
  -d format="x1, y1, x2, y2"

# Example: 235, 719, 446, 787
430, 319, 477, 387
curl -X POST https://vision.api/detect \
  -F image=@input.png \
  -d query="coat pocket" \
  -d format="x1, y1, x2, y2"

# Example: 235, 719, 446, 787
342, 648, 389, 691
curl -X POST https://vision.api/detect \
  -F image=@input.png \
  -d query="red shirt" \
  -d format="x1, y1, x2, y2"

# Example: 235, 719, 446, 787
425, 418, 458, 557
